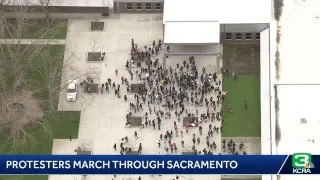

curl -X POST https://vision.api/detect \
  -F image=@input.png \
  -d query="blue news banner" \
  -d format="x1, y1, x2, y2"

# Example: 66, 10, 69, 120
0, 155, 319, 175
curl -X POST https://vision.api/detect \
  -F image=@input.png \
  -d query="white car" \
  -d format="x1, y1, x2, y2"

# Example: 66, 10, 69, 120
67, 80, 77, 102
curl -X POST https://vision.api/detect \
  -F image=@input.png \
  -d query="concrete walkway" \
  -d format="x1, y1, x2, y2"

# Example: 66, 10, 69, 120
222, 137, 261, 143
50, 14, 222, 180
0, 39, 66, 45
221, 137, 261, 155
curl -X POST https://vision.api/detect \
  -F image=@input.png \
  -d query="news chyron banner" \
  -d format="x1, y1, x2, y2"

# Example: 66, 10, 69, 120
0, 153, 318, 175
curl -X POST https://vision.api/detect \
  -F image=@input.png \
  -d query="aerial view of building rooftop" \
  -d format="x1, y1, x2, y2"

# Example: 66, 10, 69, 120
0, 0, 318, 179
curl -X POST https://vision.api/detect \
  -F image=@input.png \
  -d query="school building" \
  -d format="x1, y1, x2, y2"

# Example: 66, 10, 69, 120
3, 0, 276, 180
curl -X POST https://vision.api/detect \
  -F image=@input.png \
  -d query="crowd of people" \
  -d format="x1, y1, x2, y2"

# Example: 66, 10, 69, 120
119, 38, 226, 156
95, 38, 248, 158
93, 38, 250, 180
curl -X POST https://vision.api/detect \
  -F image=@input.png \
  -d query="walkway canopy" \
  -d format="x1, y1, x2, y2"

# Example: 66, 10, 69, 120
162, 0, 272, 44
163, 0, 271, 24
164, 21, 220, 44
163, 0, 220, 44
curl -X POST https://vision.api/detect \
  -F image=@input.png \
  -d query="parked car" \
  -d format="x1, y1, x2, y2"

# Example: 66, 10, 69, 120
67, 80, 77, 101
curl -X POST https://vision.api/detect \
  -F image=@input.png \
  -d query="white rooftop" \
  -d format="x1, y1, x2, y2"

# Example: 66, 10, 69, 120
3, 0, 109, 7
276, 0, 320, 84
164, 21, 220, 44
275, 85, 320, 180
163, 0, 272, 24
277, 85, 320, 154
273, 0, 320, 180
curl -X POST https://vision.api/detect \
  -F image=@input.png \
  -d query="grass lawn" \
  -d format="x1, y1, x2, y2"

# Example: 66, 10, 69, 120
221, 74, 261, 137
0, 111, 80, 180
0, 45, 80, 180
1, 19, 68, 39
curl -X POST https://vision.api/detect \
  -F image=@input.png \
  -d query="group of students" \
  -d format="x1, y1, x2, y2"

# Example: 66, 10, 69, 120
117, 39, 223, 156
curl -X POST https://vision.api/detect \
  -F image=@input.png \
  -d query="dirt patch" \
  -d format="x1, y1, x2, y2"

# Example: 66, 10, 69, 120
127, 116, 142, 126
223, 44, 260, 75
130, 84, 143, 94
0, 91, 44, 135
275, 48, 280, 80
182, 152, 196, 155
126, 151, 140, 155
275, 120, 281, 147
182, 117, 198, 127
275, 28, 281, 80
274, 85, 281, 146
276, 29, 281, 44
87, 52, 103, 62
84, 84, 99, 93
274, 0, 284, 21
77, 151, 91, 155
90, 22, 104, 31
274, 0, 284, 80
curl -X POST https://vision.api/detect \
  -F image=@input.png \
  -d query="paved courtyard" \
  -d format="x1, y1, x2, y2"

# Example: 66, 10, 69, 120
51, 14, 223, 180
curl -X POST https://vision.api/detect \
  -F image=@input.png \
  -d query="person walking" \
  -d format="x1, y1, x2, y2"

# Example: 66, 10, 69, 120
135, 131, 138, 138
232, 71, 237, 80
243, 100, 248, 110
68, 133, 72, 141
100, 84, 104, 94
106, 84, 109, 93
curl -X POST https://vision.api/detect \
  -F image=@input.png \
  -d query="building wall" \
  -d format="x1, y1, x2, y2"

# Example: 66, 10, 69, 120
264, 21, 281, 180
221, 23, 269, 33
220, 33, 260, 44
108, 0, 114, 9
50, 6, 109, 14
3, 6, 109, 14
260, 27, 271, 156
219, 24, 269, 44
261, 24, 278, 180
113, 1, 163, 13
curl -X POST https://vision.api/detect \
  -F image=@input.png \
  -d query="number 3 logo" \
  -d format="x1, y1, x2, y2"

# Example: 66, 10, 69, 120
295, 154, 309, 167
